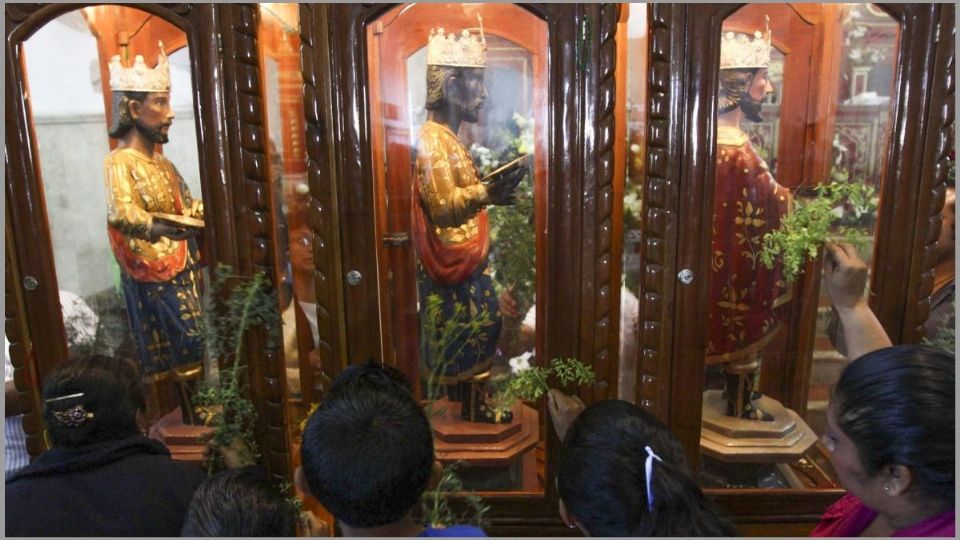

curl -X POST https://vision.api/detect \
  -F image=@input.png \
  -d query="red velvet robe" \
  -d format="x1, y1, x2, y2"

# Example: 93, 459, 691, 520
706, 126, 792, 364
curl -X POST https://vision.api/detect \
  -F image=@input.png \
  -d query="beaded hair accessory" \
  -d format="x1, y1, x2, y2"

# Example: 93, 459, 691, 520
719, 16, 772, 70
46, 392, 95, 427
426, 14, 487, 68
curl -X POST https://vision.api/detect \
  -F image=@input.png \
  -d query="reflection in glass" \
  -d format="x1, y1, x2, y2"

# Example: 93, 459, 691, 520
807, 2, 899, 434
619, 4, 648, 404
23, 7, 206, 425
367, 3, 547, 492
256, 4, 321, 421
699, 3, 901, 490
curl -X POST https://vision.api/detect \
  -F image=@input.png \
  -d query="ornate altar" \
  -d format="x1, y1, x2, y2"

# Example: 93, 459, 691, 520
5, 2, 953, 536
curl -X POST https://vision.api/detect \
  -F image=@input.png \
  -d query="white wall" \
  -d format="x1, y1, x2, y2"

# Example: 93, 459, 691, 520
22, 11, 201, 297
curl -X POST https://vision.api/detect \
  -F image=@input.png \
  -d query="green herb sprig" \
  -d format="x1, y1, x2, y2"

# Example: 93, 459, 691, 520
760, 172, 875, 282
488, 357, 595, 414
421, 462, 491, 529
193, 266, 280, 472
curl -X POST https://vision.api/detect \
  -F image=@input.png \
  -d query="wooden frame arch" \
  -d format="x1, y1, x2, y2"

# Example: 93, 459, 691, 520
306, 3, 623, 534
647, 1, 952, 531
5, 3, 293, 480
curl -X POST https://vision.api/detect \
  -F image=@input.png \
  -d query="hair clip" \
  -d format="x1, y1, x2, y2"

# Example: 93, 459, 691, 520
45, 392, 85, 403
644, 446, 663, 512
53, 404, 95, 427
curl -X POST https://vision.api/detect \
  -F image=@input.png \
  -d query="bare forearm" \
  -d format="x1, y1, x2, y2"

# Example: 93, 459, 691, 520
835, 300, 893, 360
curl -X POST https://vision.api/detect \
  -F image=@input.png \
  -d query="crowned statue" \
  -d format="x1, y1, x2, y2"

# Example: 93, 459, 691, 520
706, 20, 793, 421
104, 42, 206, 424
412, 16, 528, 423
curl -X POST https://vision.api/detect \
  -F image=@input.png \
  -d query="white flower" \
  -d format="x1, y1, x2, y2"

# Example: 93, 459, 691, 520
509, 351, 533, 374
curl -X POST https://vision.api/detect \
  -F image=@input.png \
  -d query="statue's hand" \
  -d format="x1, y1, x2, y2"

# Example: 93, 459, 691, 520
498, 286, 520, 318
204, 436, 256, 469
149, 220, 198, 242
485, 164, 528, 206
823, 242, 869, 310
547, 389, 585, 442
298, 510, 329, 537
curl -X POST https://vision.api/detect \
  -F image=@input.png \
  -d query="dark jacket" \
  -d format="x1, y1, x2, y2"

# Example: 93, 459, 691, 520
5, 435, 206, 536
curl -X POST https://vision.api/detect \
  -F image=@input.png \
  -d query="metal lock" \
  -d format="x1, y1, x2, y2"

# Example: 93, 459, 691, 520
677, 269, 694, 285
22, 276, 38, 291
346, 270, 362, 286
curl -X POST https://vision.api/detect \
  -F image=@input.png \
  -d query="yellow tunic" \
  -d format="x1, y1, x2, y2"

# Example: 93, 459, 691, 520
415, 121, 489, 244
104, 147, 203, 266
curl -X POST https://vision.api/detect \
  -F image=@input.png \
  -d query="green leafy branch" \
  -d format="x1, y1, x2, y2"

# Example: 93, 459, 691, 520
420, 293, 494, 420
488, 357, 595, 414
193, 266, 280, 472
421, 462, 490, 530
473, 113, 537, 355
760, 171, 875, 282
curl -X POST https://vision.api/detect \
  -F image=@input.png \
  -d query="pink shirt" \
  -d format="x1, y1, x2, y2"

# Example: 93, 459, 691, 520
810, 494, 955, 537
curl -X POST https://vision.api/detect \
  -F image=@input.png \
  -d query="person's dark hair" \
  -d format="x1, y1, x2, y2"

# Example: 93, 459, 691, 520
300, 360, 433, 528
558, 400, 737, 536
717, 68, 760, 115
833, 344, 955, 503
424, 65, 483, 111
42, 354, 145, 447
181, 466, 297, 537
108, 90, 149, 138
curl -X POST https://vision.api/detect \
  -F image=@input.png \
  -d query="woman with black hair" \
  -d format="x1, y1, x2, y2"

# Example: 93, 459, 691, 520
550, 393, 738, 536
5, 354, 206, 536
810, 344, 955, 537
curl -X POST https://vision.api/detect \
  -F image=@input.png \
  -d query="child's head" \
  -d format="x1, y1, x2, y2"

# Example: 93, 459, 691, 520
557, 400, 737, 536
181, 466, 297, 536
298, 361, 434, 529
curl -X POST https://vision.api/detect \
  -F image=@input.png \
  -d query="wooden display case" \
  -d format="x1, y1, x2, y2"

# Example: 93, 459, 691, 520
5, 2, 952, 536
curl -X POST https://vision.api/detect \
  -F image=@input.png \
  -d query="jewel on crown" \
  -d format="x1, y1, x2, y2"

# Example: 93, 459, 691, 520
108, 41, 171, 93
426, 14, 487, 68
719, 16, 772, 70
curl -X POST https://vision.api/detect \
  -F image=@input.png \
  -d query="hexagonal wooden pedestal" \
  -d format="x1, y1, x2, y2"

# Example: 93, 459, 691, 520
429, 398, 540, 491
700, 390, 818, 463
148, 407, 212, 463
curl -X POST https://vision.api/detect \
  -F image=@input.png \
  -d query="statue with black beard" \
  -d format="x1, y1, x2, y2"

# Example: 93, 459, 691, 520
412, 23, 526, 423
104, 44, 206, 424
704, 28, 793, 421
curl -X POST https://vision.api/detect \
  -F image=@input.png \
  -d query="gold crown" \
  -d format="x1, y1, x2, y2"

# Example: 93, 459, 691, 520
108, 41, 171, 93
426, 15, 486, 68
719, 17, 772, 70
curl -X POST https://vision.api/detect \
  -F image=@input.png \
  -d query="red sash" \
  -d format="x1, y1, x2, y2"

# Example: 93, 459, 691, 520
411, 184, 489, 286
108, 172, 189, 283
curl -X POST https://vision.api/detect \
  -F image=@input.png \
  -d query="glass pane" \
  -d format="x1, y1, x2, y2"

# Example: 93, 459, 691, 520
256, 3, 321, 434
700, 3, 899, 489
23, 6, 208, 429
619, 4, 649, 404
804, 1, 899, 443
367, 3, 548, 493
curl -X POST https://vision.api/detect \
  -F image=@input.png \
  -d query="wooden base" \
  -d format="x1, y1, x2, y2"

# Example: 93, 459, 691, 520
700, 390, 818, 463
147, 407, 213, 463
429, 398, 540, 491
